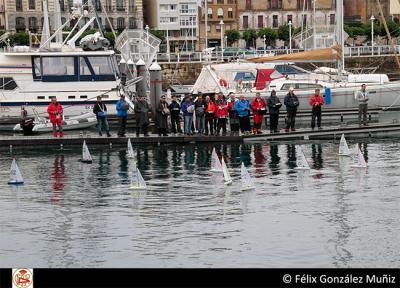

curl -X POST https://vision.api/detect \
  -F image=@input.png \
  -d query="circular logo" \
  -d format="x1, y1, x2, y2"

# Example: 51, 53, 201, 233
12, 269, 33, 288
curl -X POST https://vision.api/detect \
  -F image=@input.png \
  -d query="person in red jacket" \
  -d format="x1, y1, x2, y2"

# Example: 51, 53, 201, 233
215, 93, 229, 136
309, 88, 324, 130
47, 97, 64, 138
250, 92, 267, 134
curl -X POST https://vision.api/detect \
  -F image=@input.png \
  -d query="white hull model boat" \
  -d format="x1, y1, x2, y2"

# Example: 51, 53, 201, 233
13, 112, 97, 133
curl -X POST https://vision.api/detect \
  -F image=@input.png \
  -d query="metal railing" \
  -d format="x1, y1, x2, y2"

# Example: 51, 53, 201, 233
344, 45, 399, 57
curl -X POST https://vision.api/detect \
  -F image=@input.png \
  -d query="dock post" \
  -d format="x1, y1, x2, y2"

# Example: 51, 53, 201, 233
369, 113, 372, 121
9, 145, 12, 153
150, 61, 162, 120
136, 58, 147, 98
340, 114, 344, 123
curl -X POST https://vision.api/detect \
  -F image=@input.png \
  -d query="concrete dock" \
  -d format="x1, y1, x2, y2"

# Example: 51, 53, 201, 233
1, 122, 400, 148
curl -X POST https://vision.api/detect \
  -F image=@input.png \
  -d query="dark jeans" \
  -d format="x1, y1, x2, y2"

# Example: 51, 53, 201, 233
136, 124, 148, 136
158, 128, 167, 136
171, 116, 182, 133
239, 116, 251, 133
217, 118, 227, 135
286, 110, 297, 130
358, 103, 368, 125
205, 117, 214, 135
118, 116, 127, 136
311, 107, 322, 129
97, 117, 110, 133
269, 113, 279, 132
196, 114, 205, 134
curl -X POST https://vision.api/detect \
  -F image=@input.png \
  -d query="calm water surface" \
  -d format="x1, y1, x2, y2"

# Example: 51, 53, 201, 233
0, 139, 400, 267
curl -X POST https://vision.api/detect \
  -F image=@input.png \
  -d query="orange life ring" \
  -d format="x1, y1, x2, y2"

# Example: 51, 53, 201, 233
219, 78, 228, 87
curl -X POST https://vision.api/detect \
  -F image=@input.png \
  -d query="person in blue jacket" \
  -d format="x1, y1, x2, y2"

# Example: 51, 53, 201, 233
234, 95, 251, 135
181, 95, 195, 135
116, 94, 130, 137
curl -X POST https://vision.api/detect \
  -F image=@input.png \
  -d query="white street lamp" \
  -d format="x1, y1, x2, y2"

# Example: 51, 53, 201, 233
166, 22, 170, 62
263, 34, 266, 55
220, 19, 224, 62
370, 15, 375, 56
288, 20, 292, 53
145, 24, 149, 62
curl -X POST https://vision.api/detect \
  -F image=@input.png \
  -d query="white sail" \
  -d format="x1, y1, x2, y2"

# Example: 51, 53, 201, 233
211, 148, 223, 172
130, 162, 147, 189
351, 144, 367, 168
127, 138, 135, 158
82, 140, 93, 163
240, 162, 254, 191
8, 158, 24, 185
338, 134, 351, 156
221, 157, 232, 185
295, 145, 310, 170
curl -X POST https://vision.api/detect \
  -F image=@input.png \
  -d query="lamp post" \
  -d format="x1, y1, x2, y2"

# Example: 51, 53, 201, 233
166, 22, 170, 62
370, 15, 375, 56
220, 19, 224, 62
263, 34, 266, 55
145, 24, 149, 63
288, 20, 292, 53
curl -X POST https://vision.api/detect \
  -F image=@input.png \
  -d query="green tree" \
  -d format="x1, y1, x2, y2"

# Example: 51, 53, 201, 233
257, 28, 277, 46
277, 24, 290, 42
225, 29, 240, 46
150, 30, 165, 42
242, 29, 257, 48
104, 32, 117, 47
9, 32, 29, 46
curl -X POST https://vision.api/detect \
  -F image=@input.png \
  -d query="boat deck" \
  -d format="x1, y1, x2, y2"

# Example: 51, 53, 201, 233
1, 122, 400, 148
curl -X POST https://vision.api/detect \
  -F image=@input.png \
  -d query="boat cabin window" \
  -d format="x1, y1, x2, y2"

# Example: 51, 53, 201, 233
102, 94, 109, 99
0, 77, 18, 90
37, 96, 45, 99
80, 95, 88, 99
32, 55, 119, 82
275, 65, 306, 75
281, 83, 323, 91
68, 96, 75, 99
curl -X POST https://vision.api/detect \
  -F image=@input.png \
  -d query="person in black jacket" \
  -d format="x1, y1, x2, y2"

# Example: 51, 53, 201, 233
93, 96, 111, 137
168, 95, 183, 134
284, 87, 299, 132
267, 90, 282, 133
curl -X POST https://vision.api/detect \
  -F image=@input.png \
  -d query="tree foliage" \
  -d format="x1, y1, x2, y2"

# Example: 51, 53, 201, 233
150, 30, 165, 42
242, 29, 257, 48
225, 29, 240, 46
257, 28, 277, 45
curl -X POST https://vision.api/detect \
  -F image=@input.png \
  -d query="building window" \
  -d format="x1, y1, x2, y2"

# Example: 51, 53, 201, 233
245, 0, 251, 10
60, 0, 65, 11
16, 17, 25, 31
272, 15, 278, 28
227, 0, 234, 3
330, 14, 335, 25
287, 15, 293, 23
28, 17, 37, 31
216, 24, 221, 32
228, 8, 233, 18
29, 0, 35, 10
302, 14, 307, 26
117, 17, 125, 30
243, 16, 248, 29
129, 17, 135, 29
217, 0, 224, 4
16, 0, 23, 11
207, 24, 211, 32
258, 15, 263, 28
297, 0, 312, 9
217, 8, 223, 19
208, 8, 213, 19
268, 0, 282, 9
226, 24, 231, 30
116, 0, 124, 11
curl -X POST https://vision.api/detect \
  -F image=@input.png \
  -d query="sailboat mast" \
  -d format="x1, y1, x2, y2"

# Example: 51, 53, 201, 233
336, 0, 344, 74
376, 0, 400, 71
313, 0, 316, 49
205, 0, 208, 50
40, 0, 51, 49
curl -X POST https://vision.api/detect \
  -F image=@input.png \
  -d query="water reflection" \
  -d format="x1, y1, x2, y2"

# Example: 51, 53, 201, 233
286, 144, 297, 170
269, 145, 281, 175
254, 144, 267, 176
51, 155, 66, 204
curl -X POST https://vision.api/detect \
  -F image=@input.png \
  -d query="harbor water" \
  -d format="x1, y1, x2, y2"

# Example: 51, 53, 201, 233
0, 139, 399, 267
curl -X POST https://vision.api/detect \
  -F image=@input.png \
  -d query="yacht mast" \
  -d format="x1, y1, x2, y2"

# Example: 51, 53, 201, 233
54, 0, 63, 44
336, 0, 344, 74
40, 0, 51, 49
376, 0, 400, 70
313, 0, 316, 49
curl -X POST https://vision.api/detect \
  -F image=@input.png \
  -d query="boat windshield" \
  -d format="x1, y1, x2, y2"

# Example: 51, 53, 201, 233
32, 54, 120, 82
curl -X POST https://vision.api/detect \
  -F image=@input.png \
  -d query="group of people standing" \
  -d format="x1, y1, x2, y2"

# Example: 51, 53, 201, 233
44, 84, 369, 138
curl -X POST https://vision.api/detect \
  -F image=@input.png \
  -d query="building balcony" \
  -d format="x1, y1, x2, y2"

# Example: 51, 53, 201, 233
116, 5, 125, 11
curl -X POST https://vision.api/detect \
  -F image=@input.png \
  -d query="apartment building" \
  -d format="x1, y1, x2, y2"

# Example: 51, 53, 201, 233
146, 0, 198, 52
0, 0, 5, 30
238, 0, 336, 31
3, 0, 143, 32
198, 0, 238, 50
344, 0, 390, 23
